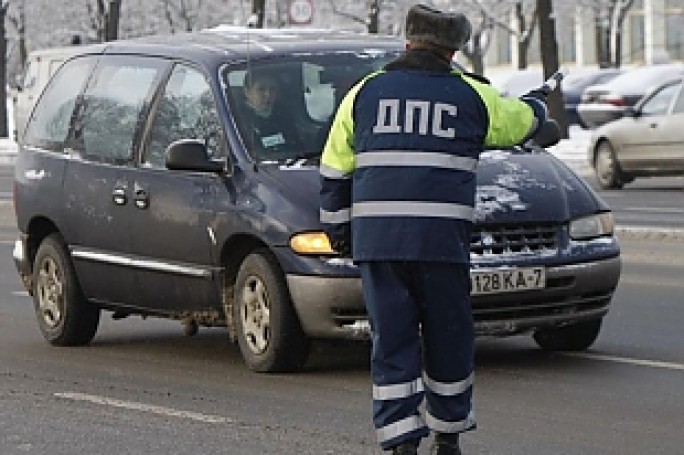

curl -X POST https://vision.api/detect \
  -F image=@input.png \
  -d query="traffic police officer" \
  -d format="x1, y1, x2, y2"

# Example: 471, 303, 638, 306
319, 4, 548, 454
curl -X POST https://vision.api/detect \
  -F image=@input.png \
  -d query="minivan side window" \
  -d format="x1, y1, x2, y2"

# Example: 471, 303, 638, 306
144, 64, 225, 168
23, 56, 95, 152
74, 56, 165, 164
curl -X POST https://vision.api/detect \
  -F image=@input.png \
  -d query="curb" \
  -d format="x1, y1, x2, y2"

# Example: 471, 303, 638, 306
615, 225, 684, 241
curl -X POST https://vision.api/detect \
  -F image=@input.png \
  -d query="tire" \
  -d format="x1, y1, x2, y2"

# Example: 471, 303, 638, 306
32, 234, 100, 346
533, 319, 602, 352
233, 249, 310, 373
594, 141, 624, 190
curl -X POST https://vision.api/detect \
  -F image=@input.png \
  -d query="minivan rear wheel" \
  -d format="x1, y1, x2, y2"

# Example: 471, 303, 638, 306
233, 249, 310, 373
533, 319, 602, 352
32, 234, 100, 346
595, 141, 624, 189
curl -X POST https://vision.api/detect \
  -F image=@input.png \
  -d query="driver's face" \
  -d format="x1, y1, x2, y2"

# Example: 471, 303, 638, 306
245, 77, 278, 115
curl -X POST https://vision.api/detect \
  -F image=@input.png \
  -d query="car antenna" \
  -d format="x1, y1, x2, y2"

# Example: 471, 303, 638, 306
246, 12, 258, 171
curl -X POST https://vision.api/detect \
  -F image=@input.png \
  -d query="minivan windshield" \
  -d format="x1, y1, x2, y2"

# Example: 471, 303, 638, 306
222, 50, 399, 163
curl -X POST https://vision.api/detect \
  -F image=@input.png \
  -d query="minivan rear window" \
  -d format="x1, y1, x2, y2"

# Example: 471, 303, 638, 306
23, 56, 96, 152
222, 50, 399, 162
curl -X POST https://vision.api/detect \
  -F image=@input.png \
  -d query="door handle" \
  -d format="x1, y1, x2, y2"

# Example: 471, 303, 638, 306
112, 187, 127, 205
133, 188, 149, 209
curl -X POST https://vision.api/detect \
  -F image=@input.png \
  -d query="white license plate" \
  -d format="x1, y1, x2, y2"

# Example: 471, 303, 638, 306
470, 267, 545, 296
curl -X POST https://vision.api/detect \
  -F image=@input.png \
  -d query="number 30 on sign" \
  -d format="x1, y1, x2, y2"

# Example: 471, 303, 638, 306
289, 0, 314, 24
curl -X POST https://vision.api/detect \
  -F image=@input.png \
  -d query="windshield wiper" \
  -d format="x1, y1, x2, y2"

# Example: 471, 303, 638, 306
282, 150, 322, 167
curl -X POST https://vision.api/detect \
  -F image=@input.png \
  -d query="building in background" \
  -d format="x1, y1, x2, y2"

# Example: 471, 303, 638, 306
485, 0, 684, 68
299, 0, 684, 70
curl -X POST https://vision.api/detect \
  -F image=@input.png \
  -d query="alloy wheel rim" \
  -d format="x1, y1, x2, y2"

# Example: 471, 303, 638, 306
36, 256, 64, 328
240, 275, 271, 354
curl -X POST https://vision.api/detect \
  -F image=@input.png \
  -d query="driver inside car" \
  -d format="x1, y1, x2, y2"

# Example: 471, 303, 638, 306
237, 69, 303, 160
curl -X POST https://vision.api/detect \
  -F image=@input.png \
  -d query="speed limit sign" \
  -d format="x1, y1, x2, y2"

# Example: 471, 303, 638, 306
288, 0, 314, 25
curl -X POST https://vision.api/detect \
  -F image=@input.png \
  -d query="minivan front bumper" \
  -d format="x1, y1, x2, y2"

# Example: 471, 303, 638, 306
287, 255, 621, 339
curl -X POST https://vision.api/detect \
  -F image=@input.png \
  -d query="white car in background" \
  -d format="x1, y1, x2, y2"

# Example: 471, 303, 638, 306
12, 45, 89, 140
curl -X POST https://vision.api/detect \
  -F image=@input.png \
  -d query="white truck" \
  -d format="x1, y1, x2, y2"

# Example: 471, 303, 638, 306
12, 45, 90, 140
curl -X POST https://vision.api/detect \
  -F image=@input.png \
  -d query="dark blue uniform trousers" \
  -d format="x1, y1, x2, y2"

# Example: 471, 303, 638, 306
359, 261, 476, 450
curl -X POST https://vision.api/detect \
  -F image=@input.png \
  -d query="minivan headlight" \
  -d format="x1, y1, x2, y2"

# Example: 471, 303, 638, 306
290, 232, 335, 255
569, 212, 614, 240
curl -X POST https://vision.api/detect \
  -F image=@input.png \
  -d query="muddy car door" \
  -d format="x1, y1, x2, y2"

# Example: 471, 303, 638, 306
128, 63, 229, 313
63, 55, 169, 306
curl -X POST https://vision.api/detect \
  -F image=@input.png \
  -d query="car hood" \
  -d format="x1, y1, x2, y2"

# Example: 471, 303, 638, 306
475, 149, 603, 224
258, 150, 604, 228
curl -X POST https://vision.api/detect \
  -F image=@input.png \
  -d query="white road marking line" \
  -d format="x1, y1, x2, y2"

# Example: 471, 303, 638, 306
563, 352, 684, 371
12, 291, 29, 297
625, 207, 684, 214
54, 392, 232, 424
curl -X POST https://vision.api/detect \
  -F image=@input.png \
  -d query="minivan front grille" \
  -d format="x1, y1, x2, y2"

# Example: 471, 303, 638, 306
471, 223, 560, 257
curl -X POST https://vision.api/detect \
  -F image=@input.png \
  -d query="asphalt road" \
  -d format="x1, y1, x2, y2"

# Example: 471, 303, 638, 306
1, 174, 683, 454
582, 174, 684, 231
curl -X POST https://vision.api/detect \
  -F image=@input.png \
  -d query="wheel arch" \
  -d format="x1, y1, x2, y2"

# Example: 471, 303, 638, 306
26, 216, 62, 273
591, 136, 612, 168
219, 233, 282, 341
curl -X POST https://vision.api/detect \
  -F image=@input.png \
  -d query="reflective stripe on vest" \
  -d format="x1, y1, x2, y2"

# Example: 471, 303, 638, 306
353, 201, 474, 221
320, 162, 352, 179
356, 150, 478, 172
319, 207, 351, 224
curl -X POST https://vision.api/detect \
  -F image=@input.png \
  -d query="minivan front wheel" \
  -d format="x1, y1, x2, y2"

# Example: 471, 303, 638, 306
233, 250, 310, 373
533, 319, 602, 352
32, 234, 100, 346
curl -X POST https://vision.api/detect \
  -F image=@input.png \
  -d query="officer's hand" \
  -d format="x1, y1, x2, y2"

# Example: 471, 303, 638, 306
522, 88, 548, 102
331, 239, 352, 258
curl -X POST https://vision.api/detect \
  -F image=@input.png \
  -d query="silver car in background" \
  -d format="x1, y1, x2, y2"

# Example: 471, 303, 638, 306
587, 77, 684, 189
578, 64, 684, 129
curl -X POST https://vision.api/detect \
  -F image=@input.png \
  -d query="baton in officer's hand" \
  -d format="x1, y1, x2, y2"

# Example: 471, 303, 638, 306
538, 67, 569, 96
521, 67, 568, 102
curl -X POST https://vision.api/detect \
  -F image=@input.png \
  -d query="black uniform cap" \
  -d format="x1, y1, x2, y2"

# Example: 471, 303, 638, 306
405, 4, 472, 51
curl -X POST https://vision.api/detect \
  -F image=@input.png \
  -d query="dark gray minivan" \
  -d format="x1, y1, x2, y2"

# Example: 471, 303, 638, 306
13, 28, 621, 373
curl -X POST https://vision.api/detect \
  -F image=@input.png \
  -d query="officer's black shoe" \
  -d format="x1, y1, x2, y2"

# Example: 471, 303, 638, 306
430, 433, 462, 455
391, 439, 419, 455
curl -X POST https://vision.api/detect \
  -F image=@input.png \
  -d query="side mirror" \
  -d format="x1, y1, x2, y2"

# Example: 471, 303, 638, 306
531, 118, 561, 148
165, 139, 225, 173
624, 106, 639, 118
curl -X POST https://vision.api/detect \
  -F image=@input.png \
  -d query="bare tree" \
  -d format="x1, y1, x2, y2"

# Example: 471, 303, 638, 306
323, 0, 397, 34
86, 0, 123, 42
582, 0, 635, 67
459, 9, 493, 76
537, 0, 567, 137
162, 0, 204, 32
7, 0, 26, 69
323, 0, 367, 28
251, 0, 265, 27
512, 1, 537, 69
0, 0, 8, 137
